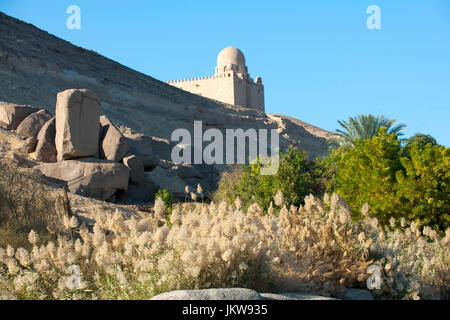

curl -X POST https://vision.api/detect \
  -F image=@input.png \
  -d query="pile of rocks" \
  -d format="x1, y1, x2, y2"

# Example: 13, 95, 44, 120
1, 88, 217, 203
1, 89, 162, 202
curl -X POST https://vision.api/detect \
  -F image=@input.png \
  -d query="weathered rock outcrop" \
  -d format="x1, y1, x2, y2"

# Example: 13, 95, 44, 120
0, 102, 40, 130
149, 137, 171, 161
55, 89, 101, 161
340, 288, 374, 300
144, 166, 187, 199
173, 164, 203, 180
171, 163, 215, 195
123, 154, 144, 183
13, 136, 37, 154
0, 12, 333, 168
67, 168, 128, 201
260, 292, 338, 300
127, 179, 158, 203
150, 288, 339, 300
150, 288, 263, 300
37, 158, 129, 200
35, 117, 57, 163
125, 133, 159, 170
15, 109, 52, 140
0, 12, 336, 202
99, 115, 129, 161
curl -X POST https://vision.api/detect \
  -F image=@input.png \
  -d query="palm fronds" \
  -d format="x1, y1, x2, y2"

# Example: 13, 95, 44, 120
335, 114, 406, 145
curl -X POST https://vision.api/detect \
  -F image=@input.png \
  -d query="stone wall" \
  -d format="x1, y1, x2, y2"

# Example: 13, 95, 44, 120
167, 73, 265, 112
168, 75, 235, 107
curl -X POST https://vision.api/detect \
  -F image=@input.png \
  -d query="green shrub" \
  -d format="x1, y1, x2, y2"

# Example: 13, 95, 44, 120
327, 128, 450, 232
213, 148, 325, 211
396, 142, 450, 232
327, 128, 403, 222
400, 133, 437, 158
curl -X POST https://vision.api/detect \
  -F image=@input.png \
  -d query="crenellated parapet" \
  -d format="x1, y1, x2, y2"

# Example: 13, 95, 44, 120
167, 72, 260, 85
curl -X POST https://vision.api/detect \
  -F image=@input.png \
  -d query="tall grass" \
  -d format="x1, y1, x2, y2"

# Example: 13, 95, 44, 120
0, 162, 60, 249
0, 190, 448, 300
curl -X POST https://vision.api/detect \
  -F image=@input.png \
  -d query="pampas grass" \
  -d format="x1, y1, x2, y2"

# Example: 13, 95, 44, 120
0, 192, 448, 300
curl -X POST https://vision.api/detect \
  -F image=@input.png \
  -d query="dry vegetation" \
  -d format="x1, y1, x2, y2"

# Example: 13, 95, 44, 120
0, 135, 448, 300
0, 161, 60, 249
0, 172, 448, 299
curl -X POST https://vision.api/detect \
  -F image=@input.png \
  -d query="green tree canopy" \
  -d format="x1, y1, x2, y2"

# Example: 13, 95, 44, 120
400, 133, 437, 158
396, 142, 450, 231
327, 128, 449, 232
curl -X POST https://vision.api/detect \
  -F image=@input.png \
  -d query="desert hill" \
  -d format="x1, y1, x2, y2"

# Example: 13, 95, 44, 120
0, 11, 335, 199
0, 11, 332, 155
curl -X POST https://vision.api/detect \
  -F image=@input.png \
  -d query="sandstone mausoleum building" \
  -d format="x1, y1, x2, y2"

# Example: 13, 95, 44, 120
167, 46, 265, 112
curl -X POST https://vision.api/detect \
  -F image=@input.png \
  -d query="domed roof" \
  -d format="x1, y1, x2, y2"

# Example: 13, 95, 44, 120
217, 46, 246, 67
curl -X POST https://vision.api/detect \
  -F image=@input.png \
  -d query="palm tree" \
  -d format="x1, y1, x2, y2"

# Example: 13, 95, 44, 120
335, 114, 406, 146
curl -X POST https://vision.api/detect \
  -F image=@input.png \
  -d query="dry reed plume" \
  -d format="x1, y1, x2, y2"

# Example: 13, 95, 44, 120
0, 191, 448, 300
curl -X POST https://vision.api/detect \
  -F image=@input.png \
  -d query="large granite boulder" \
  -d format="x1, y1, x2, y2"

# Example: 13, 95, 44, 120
172, 163, 203, 180
173, 163, 218, 196
13, 136, 38, 154
150, 288, 339, 301
123, 154, 144, 183
0, 102, 40, 130
67, 170, 128, 201
99, 115, 129, 161
260, 293, 338, 300
144, 166, 188, 199
150, 288, 263, 300
340, 288, 375, 300
0, 120, 8, 129
36, 158, 129, 200
35, 117, 57, 163
127, 179, 158, 203
150, 137, 171, 161
55, 89, 101, 161
16, 109, 52, 140
124, 133, 159, 169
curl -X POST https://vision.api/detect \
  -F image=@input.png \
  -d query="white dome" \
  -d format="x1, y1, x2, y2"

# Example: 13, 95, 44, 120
217, 46, 246, 68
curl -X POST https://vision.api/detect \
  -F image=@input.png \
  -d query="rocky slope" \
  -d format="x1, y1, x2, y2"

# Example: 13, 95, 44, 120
0, 11, 334, 196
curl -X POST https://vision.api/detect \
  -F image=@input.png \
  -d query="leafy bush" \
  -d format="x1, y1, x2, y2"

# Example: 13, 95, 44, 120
213, 148, 325, 211
400, 133, 437, 158
396, 142, 450, 231
326, 129, 403, 222
327, 128, 450, 232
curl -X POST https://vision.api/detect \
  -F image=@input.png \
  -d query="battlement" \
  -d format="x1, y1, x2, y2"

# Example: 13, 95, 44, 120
167, 47, 265, 112
166, 74, 227, 84
166, 73, 264, 87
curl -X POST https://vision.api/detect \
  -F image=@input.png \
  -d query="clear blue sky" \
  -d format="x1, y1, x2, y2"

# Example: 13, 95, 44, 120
1, 0, 449, 145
